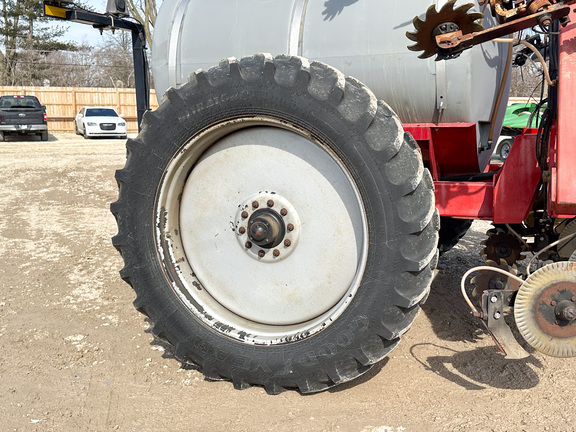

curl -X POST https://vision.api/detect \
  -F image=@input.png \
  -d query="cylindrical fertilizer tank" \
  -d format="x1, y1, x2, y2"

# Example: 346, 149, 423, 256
151, 0, 510, 171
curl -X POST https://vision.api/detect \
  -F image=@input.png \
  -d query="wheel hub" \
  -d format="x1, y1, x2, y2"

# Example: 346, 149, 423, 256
248, 209, 285, 248
235, 192, 301, 263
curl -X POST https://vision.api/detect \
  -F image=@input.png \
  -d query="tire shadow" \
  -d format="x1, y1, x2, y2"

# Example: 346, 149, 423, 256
422, 225, 495, 343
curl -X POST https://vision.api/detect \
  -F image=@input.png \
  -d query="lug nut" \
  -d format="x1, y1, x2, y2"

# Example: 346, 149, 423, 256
273, 249, 280, 257
241, 211, 249, 219
287, 223, 294, 232
252, 201, 259, 209
258, 250, 266, 258
238, 227, 246, 235
245, 241, 252, 249
284, 239, 291, 247
280, 208, 288, 216
267, 200, 274, 208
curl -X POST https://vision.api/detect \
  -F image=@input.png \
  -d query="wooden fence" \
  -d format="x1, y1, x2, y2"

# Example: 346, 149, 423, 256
0, 87, 535, 134
0, 86, 159, 133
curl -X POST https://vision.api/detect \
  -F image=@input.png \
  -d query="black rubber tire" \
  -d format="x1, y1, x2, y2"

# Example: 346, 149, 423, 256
438, 217, 473, 254
496, 138, 513, 160
0, 131, 4, 142
111, 54, 438, 394
40, 131, 48, 141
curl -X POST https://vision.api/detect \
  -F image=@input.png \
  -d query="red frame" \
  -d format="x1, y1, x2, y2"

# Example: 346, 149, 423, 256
404, 9, 576, 223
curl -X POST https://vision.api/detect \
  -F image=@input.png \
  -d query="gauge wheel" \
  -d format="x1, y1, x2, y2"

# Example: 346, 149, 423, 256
111, 54, 439, 394
496, 138, 513, 160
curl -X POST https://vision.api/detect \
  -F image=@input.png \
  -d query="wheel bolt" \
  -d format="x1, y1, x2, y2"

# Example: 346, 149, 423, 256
552, 301, 557, 306
241, 211, 249, 219
284, 239, 291, 247
287, 223, 294, 232
252, 201, 259, 209
245, 241, 252, 249
258, 250, 266, 258
280, 208, 288, 216
273, 249, 280, 257
267, 199, 274, 208
238, 227, 246, 235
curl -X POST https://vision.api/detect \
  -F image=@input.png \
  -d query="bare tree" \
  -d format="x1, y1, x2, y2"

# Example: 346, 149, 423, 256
125, 0, 159, 48
92, 32, 135, 88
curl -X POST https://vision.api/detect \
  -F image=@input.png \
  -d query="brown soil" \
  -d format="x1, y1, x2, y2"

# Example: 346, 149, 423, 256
1, 134, 575, 432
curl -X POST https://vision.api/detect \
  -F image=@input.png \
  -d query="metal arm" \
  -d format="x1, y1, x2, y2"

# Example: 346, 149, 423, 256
43, 1, 150, 130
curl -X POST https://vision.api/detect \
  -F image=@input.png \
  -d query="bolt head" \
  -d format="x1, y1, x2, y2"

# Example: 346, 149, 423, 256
490, 295, 498, 303
273, 249, 280, 257
552, 300, 557, 306
252, 201, 259, 209
241, 211, 249, 219
280, 208, 288, 216
258, 250, 266, 258
267, 200, 274, 208
238, 226, 246, 235
287, 223, 294, 232
284, 239, 291, 247
494, 312, 501, 320
245, 241, 252, 249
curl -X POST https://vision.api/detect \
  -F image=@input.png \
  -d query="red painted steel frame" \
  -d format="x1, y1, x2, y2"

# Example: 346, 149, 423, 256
406, 12, 576, 223
405, 123, 541, 222
553, 9, 576, 217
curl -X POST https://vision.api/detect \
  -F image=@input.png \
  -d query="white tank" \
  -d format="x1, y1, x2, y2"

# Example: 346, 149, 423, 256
151, 0, 510, 169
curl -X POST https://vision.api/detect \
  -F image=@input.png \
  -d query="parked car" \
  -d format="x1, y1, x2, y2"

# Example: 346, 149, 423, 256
0, 95, 48, 141
494, 102, 546, 160
75, 106, 127, 139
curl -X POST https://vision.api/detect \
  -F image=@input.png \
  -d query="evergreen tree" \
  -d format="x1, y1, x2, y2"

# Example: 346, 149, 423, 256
0, 0, 77, 85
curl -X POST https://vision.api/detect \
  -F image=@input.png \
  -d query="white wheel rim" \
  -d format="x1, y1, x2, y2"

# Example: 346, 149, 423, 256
156, 118, 368, 344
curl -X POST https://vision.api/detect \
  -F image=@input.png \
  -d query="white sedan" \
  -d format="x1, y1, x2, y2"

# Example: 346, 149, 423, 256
75, 106, 127, 139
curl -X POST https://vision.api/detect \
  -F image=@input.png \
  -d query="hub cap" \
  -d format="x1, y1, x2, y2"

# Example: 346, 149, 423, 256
155, 118, 368, 344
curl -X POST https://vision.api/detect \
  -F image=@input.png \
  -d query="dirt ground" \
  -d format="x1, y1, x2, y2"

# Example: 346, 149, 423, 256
1, 133, 575, 432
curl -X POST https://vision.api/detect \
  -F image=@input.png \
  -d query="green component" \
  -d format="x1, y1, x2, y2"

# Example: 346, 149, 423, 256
503, 102, 546, 130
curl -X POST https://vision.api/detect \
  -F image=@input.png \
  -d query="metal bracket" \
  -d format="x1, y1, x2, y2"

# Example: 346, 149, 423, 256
435, 3, 572, 60
481, 289, 529, 359
43, 1, 150, 130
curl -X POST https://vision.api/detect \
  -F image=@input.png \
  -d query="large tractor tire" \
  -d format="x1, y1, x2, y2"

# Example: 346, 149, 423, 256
111, 54, 438, 394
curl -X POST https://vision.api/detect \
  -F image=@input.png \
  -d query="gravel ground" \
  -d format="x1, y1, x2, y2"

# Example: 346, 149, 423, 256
1, 133, 575, 432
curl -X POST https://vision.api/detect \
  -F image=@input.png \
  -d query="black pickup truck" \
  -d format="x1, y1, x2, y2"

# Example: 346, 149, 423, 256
0, 95, 48, 141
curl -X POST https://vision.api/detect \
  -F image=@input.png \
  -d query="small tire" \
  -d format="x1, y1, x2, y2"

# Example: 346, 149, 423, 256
496, 138, 513, 160
0, 131, 4, 142
111, 54, 438, 394
40, 131, 48, 141
438, 217, 473, 254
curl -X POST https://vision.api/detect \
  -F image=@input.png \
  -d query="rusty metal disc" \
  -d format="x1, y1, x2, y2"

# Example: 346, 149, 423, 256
481, 228, 526, 266
514, 262, 576, 357
406, 0, 484, 59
